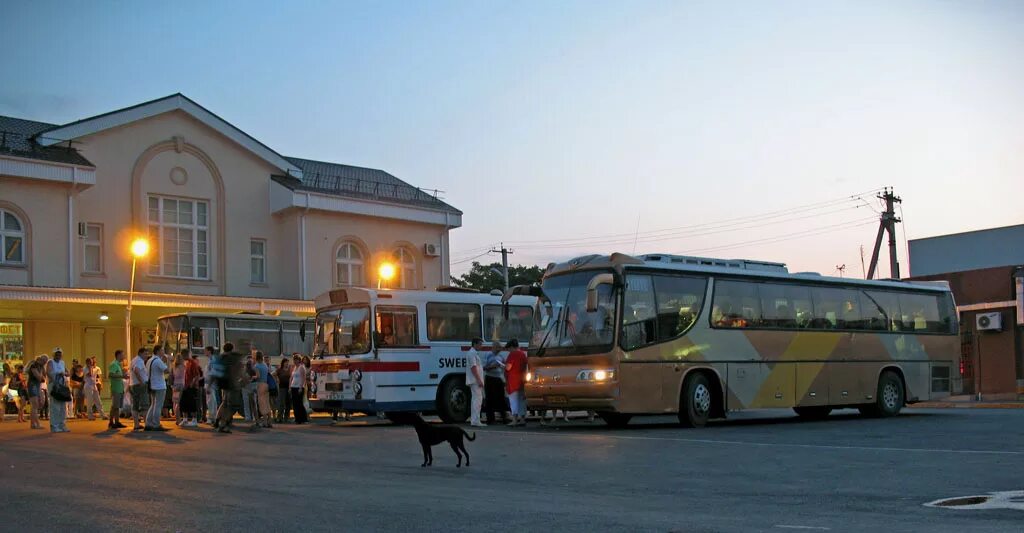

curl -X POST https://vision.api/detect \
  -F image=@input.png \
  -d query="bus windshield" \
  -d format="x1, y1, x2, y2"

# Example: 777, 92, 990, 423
532, 271, 616, 355
316, 306, 371, 356
157, 315, 188, 353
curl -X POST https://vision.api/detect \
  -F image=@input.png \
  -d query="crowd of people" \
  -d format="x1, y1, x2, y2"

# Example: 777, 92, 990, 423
0, 344, 316, 434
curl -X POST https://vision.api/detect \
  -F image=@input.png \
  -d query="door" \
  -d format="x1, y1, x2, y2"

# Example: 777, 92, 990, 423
82, 328, 105, 397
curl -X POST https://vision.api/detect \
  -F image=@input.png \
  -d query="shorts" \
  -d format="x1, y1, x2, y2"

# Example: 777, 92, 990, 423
28, 383, 41, 398
111, 391, 124, 411
130, 384, 151, 413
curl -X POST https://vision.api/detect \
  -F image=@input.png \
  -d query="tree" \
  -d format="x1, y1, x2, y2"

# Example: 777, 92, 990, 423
451, 262, 545, 293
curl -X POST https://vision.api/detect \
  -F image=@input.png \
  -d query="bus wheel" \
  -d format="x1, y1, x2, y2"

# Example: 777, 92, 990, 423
597, 411, 632, 428
437, 378, 470, 424
678, 373, 712, 428
793, 406, 832, 420
859, 370, 904, 418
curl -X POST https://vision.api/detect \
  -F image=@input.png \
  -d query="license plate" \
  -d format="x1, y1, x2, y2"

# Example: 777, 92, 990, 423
546, 395, 568, 405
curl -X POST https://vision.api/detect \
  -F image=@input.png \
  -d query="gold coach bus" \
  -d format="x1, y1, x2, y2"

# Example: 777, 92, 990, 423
504, 253, 959, 427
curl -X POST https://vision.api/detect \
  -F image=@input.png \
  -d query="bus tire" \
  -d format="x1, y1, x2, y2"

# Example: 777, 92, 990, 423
436, 377, 470, 424
793, 406, 832, 420
678, 372, 712, 428
597, 411, 632, 428
860, 370, 904, 418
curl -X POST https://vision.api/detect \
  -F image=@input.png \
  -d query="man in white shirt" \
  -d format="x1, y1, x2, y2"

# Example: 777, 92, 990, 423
465, 337, 486, 427
145, 346, 169, 431
130, 347, 151, 431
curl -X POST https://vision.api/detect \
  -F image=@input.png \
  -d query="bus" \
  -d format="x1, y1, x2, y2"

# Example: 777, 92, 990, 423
503, 252, 960, 427
310, 287, 536, 422
157, 311, 314, 364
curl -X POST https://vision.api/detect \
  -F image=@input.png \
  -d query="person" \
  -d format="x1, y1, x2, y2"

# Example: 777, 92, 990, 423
171, 351, 185, 425
10, 364, 28, 423
241, 355, 257, 422
69, 358, 85, 418
215, 343, 244, 433
504, 339, 528, 427
274, 357, 292, 423
1, 363, 10, 423
82, 357, 107, 420
465, 337, 486, 428
302, 355, 315, 412
27, 355, 47, 429
483, 340, 508, 425
145, 345, 169, 431
129, 348, 151, 431
253, 352, 273, 429
46, 348, 70, 433
289, 354, 308, 424
180, 353, 202, 427
107, 350, 126, 429
205, 346, 221, 425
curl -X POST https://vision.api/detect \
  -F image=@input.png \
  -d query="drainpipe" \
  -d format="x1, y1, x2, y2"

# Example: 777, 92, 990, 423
440, 211, 451, 287
299, 193, 310, 299
67, 167, 78, 287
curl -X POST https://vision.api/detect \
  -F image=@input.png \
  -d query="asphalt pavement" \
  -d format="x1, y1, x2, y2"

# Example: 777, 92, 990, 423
2, 408, 1022, 532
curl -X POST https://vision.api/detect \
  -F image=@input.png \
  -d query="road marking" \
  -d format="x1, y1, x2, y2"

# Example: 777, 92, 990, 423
481, 429, 1024, 456
924, 490, 1024, 511
774, 526, 830, 531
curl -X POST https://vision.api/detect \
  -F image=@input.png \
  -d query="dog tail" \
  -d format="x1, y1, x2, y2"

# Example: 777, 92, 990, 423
462, 429, 476, 441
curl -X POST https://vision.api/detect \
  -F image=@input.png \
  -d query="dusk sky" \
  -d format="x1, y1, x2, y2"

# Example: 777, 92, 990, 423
2, 1, 1021, 278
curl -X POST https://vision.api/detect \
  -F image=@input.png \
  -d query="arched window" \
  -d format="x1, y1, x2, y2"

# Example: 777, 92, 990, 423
335, 242, 364, 287
393, 247, 417, 289
0, 209, 25, 265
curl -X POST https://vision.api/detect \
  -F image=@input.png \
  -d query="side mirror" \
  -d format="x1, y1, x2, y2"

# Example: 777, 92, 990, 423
501, 284, 544, 304
585, 273, 614, 312
372, 331, 382, 356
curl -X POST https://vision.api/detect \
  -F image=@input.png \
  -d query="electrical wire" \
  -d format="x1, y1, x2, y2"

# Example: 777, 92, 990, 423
678, 217, 878, 255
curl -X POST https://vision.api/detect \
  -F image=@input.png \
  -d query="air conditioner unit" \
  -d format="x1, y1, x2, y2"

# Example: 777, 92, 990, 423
423, 243, 440, 257
976, 312, 1002, 332
77, 222, 88, 238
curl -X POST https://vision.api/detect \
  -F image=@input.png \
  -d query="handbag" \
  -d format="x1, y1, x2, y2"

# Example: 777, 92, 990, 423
50, 376, 72, 402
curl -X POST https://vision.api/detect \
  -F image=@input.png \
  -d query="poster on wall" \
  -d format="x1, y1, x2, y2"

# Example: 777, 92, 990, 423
140, 329, 157, 347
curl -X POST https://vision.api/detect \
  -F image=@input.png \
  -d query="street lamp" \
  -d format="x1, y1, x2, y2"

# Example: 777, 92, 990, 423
125, 237, 149, 357
378, 262, 396, 289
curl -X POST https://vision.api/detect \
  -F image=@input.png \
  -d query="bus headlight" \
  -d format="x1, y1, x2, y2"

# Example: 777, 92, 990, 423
526, 372, 534, 382
577, 369, 615, 382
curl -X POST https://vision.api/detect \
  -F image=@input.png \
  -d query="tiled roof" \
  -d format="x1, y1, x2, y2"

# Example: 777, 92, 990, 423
283, 156, 461, 214
0, 116, 94, 167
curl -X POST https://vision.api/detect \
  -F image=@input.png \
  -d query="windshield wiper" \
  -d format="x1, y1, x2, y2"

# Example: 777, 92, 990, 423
535, 307, 564, 357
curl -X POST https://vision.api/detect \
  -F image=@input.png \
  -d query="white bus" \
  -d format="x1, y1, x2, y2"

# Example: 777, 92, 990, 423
157, 311, 314, 363
310, 287, 537, 422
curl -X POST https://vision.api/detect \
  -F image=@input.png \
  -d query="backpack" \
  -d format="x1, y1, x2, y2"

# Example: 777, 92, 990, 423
266, 370, 278, 393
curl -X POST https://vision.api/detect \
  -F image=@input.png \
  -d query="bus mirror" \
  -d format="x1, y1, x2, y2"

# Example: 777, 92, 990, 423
299, 321, 307, 341
501, 284, 543, 304
586, 273, 614, 313
502, 301, 510, 320
372, 331, 382, 356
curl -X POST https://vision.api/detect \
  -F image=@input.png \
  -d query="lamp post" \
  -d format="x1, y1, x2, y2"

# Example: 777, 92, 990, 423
378, 262, 396, 289
125, 238, 149, 356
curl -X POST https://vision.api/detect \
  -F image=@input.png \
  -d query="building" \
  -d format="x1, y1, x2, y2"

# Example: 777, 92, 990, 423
0, 93, 462, 379
908, 224, 1024, 400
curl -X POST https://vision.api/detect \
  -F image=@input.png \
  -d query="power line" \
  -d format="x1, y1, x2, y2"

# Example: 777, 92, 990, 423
679, 217, 878, 255
450, 250, 491, 266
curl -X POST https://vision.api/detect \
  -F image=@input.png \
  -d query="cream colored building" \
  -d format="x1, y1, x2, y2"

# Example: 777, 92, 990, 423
0, 94, 461, 379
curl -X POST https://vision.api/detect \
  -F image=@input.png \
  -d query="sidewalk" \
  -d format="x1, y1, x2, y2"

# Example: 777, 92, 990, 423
910, 394, 1024, 409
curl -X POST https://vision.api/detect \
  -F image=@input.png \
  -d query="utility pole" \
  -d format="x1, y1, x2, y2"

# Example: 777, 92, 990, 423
836, 264, 846, 278
489, 243, 513, 290
866, 187, 902, 280
859, 245, 867, 279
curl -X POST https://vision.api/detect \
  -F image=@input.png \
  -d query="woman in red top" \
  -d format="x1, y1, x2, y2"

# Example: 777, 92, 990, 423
504, 339, 528, 427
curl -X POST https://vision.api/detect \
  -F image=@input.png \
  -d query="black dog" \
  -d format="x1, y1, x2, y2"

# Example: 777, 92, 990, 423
412, 415, 476, 467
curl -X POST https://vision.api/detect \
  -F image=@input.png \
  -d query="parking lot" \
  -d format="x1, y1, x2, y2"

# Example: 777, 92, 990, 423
2, 408, 1022, 532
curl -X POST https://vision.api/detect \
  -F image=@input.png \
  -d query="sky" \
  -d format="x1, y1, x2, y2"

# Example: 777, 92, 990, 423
2, 1, 1022, 279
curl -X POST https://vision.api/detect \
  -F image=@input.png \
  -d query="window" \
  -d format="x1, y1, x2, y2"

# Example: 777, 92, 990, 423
225, 319, 281, 356
653, 275, 708, 339
147, 195, 209, 279
317, 307, 371, 355
711, 280, 762, 328
393, 247, 416, 289
376, 306, 418, 347
1, 209, 25, 265
82, 223, 103, 273
282, 320, 313, 356
250, 239, 266, 284
483, 305, 535, 342
931, 365, 951, 393
622, 275, 657, 349
759, 283, 814, 329
335, 242, 364, 287
426, 302, 481, 341
188, 317, 220, 355
861, 291, 902, 332
898, 292, 954, 333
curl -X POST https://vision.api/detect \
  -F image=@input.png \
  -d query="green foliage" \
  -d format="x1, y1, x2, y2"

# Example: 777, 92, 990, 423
451, 262, 545, 293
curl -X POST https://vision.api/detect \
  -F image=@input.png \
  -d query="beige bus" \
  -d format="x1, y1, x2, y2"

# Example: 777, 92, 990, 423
504, 253, 960, 427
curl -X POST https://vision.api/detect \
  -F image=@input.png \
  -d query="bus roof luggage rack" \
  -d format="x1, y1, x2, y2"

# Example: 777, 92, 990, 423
435, 286, 480, 293
640, 254, 788, 273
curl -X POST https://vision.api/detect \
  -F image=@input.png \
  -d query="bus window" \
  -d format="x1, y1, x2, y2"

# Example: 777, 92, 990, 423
157, 315, 188, 353
652, 275, 707, 339
376, 306, 418, 347
426, 302, 481, 342
898, 292, 950, 333
861, 291, 902, 332
758, 283, 812, 329
225, 319, 281, 356
622, 274, 657, 349
282, 320, 312, 356
483, 305, 534, 343
189, 317, 220, 355
711, 280, 761, 328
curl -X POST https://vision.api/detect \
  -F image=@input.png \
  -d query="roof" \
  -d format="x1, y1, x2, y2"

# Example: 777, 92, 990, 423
279, 156, 462, 214
0, 116, 94, 167
908, 223, 1024, 276
33, 93, 301, 176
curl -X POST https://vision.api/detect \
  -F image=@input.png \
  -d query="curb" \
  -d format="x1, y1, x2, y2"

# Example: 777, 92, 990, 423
909, 402, 1024, 409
